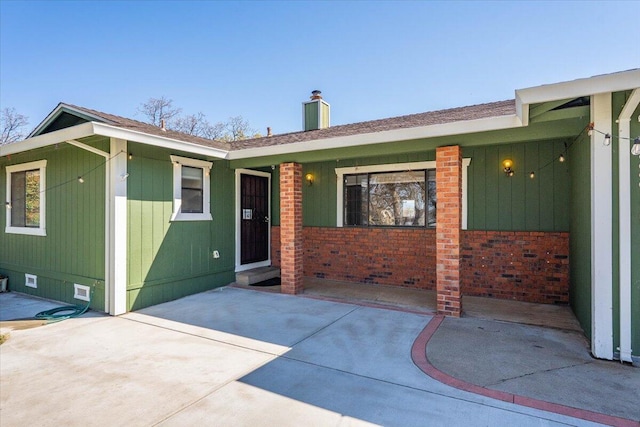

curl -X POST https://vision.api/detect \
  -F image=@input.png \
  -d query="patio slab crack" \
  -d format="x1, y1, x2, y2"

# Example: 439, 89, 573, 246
484, 360, 595, 387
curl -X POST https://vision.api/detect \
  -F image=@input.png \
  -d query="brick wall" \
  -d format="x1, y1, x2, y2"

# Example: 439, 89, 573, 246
436, 146, 462, 316
271, 226, 569, 304
461, 231, 569, 303
303, 227, 437, 288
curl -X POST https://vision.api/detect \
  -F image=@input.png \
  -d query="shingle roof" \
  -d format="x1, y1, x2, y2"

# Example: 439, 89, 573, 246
63, 99, 516, 153
62, 103, 232, 151
229, 99, 516, 150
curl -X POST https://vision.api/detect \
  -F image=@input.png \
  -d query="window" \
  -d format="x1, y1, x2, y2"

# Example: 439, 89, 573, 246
170, 155, 212, 221
5, 160, 47, 236
344, 170, 436, 227
336, 160, 471, 229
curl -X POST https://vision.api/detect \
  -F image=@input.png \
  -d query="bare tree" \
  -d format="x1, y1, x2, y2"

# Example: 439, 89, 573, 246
1, 107, 29, 145
138, 96, 181, 127
173, 112, 207, 135
200, 121, 227, 140
224, 116, 257, 141
139, 97, 259, 141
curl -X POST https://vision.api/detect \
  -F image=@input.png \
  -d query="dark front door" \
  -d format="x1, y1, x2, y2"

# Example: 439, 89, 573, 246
240, 174, 269, 265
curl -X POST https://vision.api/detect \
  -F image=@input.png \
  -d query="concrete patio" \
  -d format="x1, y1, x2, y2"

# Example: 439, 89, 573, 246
1, 288, 638, 426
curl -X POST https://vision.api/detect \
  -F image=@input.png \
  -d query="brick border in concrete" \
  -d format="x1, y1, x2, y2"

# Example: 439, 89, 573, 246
411, 315, 639, 427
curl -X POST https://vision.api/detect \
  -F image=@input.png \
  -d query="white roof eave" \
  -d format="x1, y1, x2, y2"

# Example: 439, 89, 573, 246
228, 114, 524, 160
1, 122, 230, 160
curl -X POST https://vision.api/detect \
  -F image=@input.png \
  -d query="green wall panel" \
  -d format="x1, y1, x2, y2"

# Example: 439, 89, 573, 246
614, 97, 640, 357
277, 140, 571, 231
304, 102, 319, 131
465, 140, 570, 232
568, 123, 592, 340
0, 139, 108, 311
126, 143, 236, 311
629, 99, 640, 357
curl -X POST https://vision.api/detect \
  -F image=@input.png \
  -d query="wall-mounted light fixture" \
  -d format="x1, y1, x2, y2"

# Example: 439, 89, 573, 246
502, 159, 514, 177
305, 173, 314, 186
631, 136, 640, 156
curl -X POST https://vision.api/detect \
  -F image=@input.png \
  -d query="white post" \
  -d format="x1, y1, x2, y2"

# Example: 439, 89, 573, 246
109, 138, 127, 315
590, 93, 613, 360
617, 89, 639, 362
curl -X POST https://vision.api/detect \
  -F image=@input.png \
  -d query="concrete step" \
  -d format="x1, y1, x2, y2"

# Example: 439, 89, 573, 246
235, 267, 280, 286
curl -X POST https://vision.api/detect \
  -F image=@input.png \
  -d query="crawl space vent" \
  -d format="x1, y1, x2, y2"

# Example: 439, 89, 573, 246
74, 284, 91, 302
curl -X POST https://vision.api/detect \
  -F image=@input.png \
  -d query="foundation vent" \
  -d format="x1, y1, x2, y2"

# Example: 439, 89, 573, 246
74, 284, 91, 302
25, 274, 37, 289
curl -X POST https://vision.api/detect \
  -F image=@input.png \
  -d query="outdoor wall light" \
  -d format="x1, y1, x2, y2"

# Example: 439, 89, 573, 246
632, 137, 640, 156
502, 159, 514, 177
305, 173, 314, 186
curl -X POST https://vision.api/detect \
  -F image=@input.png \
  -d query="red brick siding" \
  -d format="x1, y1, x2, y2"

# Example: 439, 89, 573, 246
303, 227, 437, 288
461, 231, 570, 304
436, 146, 462, 317
279, 163, 304, 294
271, 225, 281, 268
270, 226, 570, 304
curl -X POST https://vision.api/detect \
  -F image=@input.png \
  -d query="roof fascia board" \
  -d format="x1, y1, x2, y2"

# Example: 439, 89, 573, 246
516, 69, 640, 105
91, 122, 229, 159
1, 122, 95, 156
28, 104, 111, 138
228, 114, 522, 160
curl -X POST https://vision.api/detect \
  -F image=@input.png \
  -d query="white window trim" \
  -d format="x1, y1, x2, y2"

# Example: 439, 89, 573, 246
335, 159, 471, 229
170, 155, 213, 222
5, 160, 47, 236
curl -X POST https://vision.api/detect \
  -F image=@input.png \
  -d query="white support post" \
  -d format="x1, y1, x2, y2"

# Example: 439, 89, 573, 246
108, 138, 127, 315
590, 93, 613, 360
617, 89, 639, 363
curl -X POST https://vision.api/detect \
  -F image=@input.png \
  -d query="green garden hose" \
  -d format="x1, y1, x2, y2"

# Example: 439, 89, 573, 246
34, 290, 92, 323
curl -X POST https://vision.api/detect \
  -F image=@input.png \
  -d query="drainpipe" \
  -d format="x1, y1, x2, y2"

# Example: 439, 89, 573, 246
617, 88, 639, 363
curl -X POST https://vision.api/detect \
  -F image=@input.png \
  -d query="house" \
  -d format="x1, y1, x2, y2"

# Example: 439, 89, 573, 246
1, 70, 638, 364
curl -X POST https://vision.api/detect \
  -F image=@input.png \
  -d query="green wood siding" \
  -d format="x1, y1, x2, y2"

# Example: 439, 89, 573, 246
569, 129, 592, 340
628, 97, 640, 357
126, 143, 235, 311
0, 139, 107, 310
291, 141, 569, 231
465, 140, 570, 231
304, 102, 319, 131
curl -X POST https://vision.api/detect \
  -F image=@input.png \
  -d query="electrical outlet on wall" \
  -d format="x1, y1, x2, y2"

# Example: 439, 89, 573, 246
213, 250, 220, 259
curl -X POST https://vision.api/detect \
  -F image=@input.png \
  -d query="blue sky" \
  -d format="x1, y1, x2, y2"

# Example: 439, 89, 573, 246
1, 1, 639, 136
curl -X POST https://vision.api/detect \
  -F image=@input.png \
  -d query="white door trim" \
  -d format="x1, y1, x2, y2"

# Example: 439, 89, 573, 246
235, 169, 272, 272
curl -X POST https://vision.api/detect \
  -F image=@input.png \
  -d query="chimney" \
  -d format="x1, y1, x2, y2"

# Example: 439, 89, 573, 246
302, 90, 330, 131
160, 119, 166, 131
267, 127, 272, 137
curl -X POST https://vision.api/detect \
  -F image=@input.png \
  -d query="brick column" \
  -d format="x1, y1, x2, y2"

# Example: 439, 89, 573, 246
436, 146, 462, 317
280, 163, 304, 294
